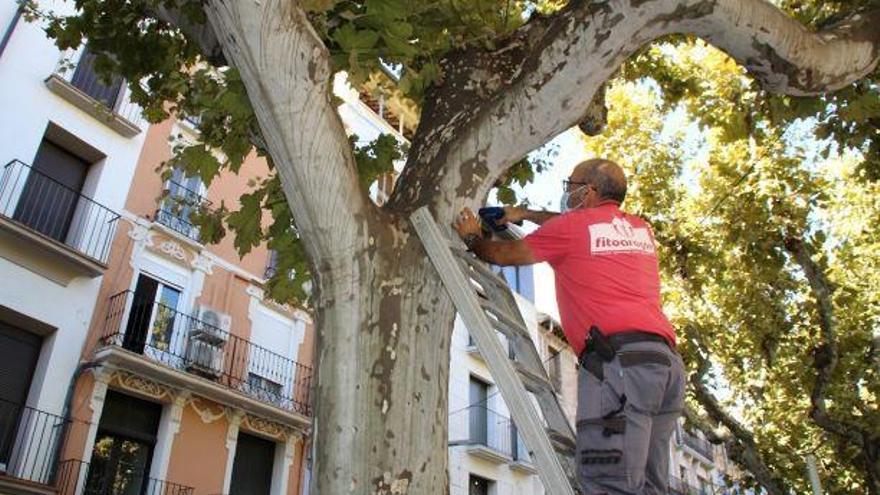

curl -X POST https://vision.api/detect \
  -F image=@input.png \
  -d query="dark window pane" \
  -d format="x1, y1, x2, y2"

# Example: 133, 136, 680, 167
229, 433, 275, 495
70, 47, 123, 109
0, 322, 42, 465
13, 140, 88, 241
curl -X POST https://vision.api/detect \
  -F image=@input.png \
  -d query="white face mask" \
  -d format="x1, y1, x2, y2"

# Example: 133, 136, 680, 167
560, 185, 588, 213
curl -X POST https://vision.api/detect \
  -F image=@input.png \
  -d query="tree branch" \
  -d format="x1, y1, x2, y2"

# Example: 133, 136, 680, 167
687, 329, 789, 495
389, 0, 880, 222
154, 5, 226, 66
784, 237, 866, 446
194, 0, 372, 278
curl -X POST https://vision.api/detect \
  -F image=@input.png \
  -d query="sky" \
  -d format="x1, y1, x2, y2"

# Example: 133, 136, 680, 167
497, 128, 591, 320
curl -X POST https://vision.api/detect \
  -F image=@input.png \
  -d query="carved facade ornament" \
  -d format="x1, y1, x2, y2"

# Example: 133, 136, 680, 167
226, 411, 244, 450
112, 370, 174, 401
191, 254, 215, 274
127, 223, 154, 246
241, 414, 287, 441
168, 392, 190, 436
188, 397, 228, 424
292, 309, 313, 325
89, 367, 113, 415
245, 285, 264, 300
157, 239, 188, 261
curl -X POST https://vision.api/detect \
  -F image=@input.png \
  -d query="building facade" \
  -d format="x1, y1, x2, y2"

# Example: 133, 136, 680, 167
0, 4, 401, 493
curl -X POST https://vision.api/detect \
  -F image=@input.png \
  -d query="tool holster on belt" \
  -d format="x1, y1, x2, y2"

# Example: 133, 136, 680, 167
579, 326, 614, 381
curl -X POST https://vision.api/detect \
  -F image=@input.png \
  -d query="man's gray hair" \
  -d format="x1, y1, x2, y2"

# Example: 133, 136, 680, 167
579, 158, 627, 203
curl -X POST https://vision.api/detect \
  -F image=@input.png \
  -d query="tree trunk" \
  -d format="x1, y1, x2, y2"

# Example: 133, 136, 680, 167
310, 214, 456, 494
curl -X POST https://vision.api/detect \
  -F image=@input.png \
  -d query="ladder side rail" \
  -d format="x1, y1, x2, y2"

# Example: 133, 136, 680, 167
410, 208, 576, 495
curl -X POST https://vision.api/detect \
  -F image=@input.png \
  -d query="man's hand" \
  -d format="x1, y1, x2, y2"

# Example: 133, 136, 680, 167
452, 207, 538, 266
453, 207, 482, 242
500, 206, 528, 225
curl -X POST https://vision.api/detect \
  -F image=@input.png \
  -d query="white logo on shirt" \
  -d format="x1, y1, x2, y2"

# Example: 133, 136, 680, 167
589, 217, 655, 255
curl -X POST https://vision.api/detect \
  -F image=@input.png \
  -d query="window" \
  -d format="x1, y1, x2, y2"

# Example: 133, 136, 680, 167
229, 433, 275, 495
85, 391, 162, 495
70, 46, 124, 110
510, 423, 530, 462
123, 273, 183, 356
497, 265, 535, 303
265, 249, 279, 279
156, 168, 206, 242
11, 139, 89, 243
698, 476, 709, 495
548, 346, 562, 391
468, 377, 489, 446
0, 322, 42, 469
468, 474, 491, 495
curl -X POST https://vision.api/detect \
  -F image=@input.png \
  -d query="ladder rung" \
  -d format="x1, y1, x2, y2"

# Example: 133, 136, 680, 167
479, 299, 528, 335
515, 361, 555, 395
531, 387, 576, 434
451, 247, 512, 288
548, 427, 576, 456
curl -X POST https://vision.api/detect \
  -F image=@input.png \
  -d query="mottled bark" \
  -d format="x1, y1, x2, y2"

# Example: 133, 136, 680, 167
196, 1, 456, 493
390, 0, 880, 225
311, 217, 454, 494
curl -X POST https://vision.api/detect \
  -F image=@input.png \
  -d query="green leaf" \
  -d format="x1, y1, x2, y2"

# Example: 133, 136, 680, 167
226, 189, 266, 255
333, 24, 380, 51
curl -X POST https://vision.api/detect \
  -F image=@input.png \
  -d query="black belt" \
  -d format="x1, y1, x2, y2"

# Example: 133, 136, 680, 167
607, 331, 672, 350
578, 328, 674, 380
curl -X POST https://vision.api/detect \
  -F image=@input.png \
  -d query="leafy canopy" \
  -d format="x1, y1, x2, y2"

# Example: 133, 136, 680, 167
584, 41, 878, 493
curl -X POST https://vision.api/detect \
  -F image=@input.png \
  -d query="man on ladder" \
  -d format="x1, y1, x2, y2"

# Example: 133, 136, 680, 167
453, 158, 685, 495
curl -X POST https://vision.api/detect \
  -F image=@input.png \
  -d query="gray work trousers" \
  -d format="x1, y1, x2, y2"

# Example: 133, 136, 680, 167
576, 340, 685, 495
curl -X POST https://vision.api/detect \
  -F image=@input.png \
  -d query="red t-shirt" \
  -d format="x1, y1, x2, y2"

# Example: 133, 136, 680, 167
524, 202, 675, 355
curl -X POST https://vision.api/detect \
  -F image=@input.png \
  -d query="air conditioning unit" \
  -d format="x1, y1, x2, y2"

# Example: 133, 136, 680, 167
185, 339, 224, 378
189, 306, 230, 346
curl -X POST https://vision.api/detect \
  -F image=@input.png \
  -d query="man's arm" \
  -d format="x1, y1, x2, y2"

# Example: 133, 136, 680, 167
467, 238, 537, 266
502, 206, 558, 226
453, 208, 538, 266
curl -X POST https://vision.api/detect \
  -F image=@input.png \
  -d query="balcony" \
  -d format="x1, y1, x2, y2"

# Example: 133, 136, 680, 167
155, 180, 211, 244
682, 430, 714, 461
45, 47, 144, 138
56, 459, 194, 495
0, 399, 68, 491
0, 159, 119, 276
464, 406, 532, 468
97, 291, 313, 424
668, 476, 716, 495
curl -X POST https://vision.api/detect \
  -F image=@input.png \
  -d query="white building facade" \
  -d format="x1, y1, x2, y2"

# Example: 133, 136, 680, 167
0, 0, 149, 428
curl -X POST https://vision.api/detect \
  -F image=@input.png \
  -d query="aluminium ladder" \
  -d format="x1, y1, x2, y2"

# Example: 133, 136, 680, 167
410, 207, 579, 495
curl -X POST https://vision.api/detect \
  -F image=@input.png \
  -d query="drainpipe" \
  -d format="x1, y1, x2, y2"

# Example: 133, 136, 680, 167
0, 4, 23, 61
52, 361, 101, 481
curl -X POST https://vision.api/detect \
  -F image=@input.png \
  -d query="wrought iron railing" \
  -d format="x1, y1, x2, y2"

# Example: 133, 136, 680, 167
155, 180, 211, 243
0, 160, 120, 263
0, 399, 68, 486
101, 290, 313, 415
466, 406, 530, 462
56, 459, 194, 495
682, 430, 714, 460
668, 475, 717, 495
